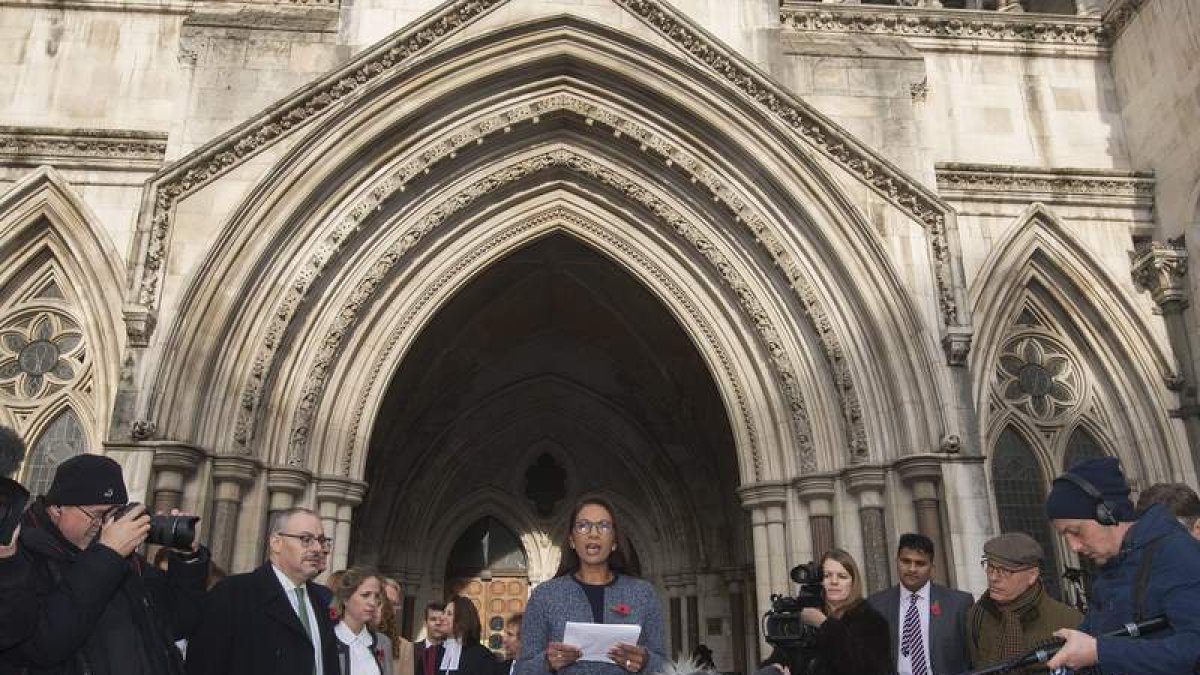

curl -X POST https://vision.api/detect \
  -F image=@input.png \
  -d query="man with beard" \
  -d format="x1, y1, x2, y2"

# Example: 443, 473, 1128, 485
1045, 457, 1200, 674
186, 507, 339, 675
965, 533, 1080, 672
2, 454, 209, 675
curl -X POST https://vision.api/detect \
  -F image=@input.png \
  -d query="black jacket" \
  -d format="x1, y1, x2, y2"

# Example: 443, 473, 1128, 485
438, 641, 499, 675
0, 547, 35, 653
1, 499, 209, 675
764, 600, 891, 675
185, 561, 340, 675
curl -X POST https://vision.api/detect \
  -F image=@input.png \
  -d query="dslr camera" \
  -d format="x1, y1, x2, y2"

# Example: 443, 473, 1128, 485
763, 561, 826, 649
109, 502, 199, 550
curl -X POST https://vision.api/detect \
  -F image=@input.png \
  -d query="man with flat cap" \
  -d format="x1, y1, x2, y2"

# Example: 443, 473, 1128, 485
965, 532, 1080, 672
1045, 457, 1200, 675
1, 453, 209, 675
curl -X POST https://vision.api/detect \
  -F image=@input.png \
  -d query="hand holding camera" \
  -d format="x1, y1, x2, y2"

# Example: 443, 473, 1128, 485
99, 503, 151, 558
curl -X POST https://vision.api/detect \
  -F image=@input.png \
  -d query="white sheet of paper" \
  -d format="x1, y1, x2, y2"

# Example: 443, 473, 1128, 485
562, 622, 642, 663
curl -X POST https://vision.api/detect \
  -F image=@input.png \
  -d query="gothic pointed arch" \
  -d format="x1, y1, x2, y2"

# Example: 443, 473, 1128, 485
971, 203, 1189, 488
140, 16, 957, 492
0, 167, 125, 450
989, 425, 1062, 597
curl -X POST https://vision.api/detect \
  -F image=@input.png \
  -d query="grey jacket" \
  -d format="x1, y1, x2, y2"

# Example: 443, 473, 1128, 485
867, 583, 973, 675
515, 574, 667, 675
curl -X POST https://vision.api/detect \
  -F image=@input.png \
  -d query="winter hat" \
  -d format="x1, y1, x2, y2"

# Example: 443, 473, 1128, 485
983, 532, 1043, 569
44, 454, 128, 506
1045, 456, 1136, 523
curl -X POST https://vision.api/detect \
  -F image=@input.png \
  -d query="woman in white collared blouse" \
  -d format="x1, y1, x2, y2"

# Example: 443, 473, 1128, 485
334, 567, 395, 675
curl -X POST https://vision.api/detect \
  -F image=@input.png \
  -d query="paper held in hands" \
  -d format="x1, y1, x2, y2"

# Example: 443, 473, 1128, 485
563, 622, 642, 663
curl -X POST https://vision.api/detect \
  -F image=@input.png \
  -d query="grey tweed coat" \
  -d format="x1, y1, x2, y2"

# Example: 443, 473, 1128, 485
515, 574, 667, 675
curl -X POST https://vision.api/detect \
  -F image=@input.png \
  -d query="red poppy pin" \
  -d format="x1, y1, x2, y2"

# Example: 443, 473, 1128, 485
328, 607, 340, 621
611, 603, 632, 617
375, 648, 385, 661
930, 601, 942, 617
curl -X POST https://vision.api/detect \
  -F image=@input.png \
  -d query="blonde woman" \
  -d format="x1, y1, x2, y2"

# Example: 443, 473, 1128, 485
334, 567, 395, 675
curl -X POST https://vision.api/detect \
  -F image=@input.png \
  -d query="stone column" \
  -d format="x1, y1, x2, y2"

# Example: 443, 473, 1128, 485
795, 475, 836, 559
150, 443, 205, 515
266, 466, 312, 541
721, 567, 749, 675
682, 576, 698, 656
209, 456, 259, 570
1132, 239, 1199, 471
845, 467, 890, 595
316, 476, 368, 577
738, 481, 788, 655
663, 574, 682, 658
897, 455, 949, 585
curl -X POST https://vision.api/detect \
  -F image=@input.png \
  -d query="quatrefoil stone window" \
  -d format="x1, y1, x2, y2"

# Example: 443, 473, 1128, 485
996, 335, 1081, 422
0, 311, 85, 399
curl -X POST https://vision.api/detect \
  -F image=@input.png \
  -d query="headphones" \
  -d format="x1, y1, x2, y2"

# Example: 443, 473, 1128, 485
1055, 471, 1118, 526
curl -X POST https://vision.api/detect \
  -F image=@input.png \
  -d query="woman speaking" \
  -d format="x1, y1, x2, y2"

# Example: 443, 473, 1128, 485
517, 498, 667, 675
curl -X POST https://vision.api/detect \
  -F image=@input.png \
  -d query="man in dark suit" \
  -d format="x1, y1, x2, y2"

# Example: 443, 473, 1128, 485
867, 533, 972, 675
186, 507, 339, 675
414, 602, 447, 675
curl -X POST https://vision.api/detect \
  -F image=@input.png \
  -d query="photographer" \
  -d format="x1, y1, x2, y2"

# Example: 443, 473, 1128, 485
1, 453, 210, 675
763, 549, 890, 675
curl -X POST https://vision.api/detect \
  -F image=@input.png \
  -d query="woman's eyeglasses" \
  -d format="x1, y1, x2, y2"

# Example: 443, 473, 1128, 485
573, 519, 613, 535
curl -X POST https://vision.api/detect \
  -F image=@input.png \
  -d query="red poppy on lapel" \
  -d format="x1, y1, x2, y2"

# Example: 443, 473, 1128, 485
329, 606, 340, 621
375, 648, 385, 661
611, 603, 632, 616
930, 600, 942, 617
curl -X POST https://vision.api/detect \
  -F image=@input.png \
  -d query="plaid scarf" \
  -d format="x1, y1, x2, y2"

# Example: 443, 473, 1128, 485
975, 581, 1044, 666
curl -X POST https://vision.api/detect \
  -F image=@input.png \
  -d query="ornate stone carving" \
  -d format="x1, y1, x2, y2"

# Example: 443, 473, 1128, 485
910, 78, 928, 103
122, 305, 156, 348
134, 0, 963, 339
1130, 238, 1189, 312
0, 126, 168, 169
1101, 0, 1150, 43
274, 151, 818, 477
936, 163, 1155, 206
339, 207, 764, 480
939, 433, 961, 454
942, 327, 972, 366
130, 419, 157, 441
995, 334, 1083, 423
0, 309, 85, 401
736, 481, 788, 509
780, 2, 1105, 49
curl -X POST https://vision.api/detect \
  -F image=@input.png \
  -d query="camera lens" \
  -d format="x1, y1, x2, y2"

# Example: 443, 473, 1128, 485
147, 515, 199, 549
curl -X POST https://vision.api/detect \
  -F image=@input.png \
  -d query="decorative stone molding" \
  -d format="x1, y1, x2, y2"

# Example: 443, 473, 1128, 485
939, 433, 961, 454
131, 1, 965, 340
266, 465, 311, 496
122, 305, 156, 348
130, 419, 157, 441
780, 2, 1106, 54
150, 442, 206, 472
315, 475, 368, 507
895, 454, 943, 485
211, 455, 260, 485
737, 481, 789, 509
1102, 0, 1150, 43
935, 163, 1155, 208
910, 78, 929, 103
843, 465, 887, 496
1130, 239, 1189, 312
0, 126, 167, 171
942, 326, 972, 367
793, 474, 836, 501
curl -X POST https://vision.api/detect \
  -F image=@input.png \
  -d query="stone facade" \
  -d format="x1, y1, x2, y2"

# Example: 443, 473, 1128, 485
1, 0, 1196, 669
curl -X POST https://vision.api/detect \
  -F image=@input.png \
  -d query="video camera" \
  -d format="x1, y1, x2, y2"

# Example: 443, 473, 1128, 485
763, 561, 825, 649
109, 502, 199, 550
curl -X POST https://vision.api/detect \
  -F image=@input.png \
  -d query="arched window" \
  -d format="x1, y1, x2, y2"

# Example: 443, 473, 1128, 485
992, 427, 1062, 598
445, 517, 529, 649
1063, 426, 1106, 471
25, 408, 85, 496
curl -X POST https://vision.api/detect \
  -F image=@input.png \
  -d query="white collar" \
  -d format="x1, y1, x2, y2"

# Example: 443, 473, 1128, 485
905, 581, 931, 601
271, 564, 307, 594
336, 622, 372, 646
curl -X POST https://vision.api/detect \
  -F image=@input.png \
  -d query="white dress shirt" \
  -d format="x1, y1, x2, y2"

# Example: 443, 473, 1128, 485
272, 565, 324, 675
897, 581, 932, 675
336, 622, 382, 675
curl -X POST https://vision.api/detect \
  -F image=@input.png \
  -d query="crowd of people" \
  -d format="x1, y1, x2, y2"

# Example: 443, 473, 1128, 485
2, 421, 1200, 675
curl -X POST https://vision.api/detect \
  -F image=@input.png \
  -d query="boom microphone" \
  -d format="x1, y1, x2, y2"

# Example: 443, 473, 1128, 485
961, 615, 1170, 675
0, 424, 26, 477
0, 425, 30, 545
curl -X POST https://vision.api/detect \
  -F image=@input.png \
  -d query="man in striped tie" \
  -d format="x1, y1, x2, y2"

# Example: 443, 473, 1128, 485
869, 533, 973, 675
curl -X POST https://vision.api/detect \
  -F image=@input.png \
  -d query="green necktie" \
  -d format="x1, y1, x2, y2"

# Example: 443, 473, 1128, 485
294, 586, 318, 675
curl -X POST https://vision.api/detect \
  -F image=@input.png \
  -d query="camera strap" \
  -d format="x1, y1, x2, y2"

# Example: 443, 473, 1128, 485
1132, 537, 1163, 622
